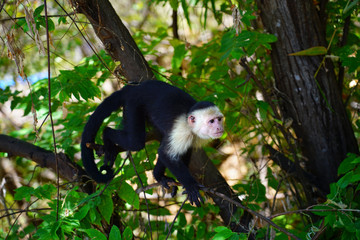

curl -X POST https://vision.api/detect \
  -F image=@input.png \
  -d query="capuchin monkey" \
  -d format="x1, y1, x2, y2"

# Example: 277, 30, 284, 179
81, 80, 224, 206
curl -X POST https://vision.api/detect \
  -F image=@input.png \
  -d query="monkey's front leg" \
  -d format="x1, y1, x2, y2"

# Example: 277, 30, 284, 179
157, 152, 204, 207
153, 160, 178, 197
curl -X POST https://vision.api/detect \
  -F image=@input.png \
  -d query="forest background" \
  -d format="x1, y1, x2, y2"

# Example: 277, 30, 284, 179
0, 0, 359, 239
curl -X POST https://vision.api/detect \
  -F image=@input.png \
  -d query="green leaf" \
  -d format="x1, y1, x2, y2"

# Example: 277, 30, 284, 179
177, 212, 186, 227
36, 16, 55, 31
180, 0, 191, 28
196, 222, 206, 238
352, 156, 360, 164
213, 226, 234, 239
230, 48, 245, 60
34, 5, 44, 17
47, 18, 55, 31
220, 30, 276, 60
33, 184, 57, 200
74, 204, 90, 221
337, 172, 353, 188
99, 194, 114, 224
338, 153, 358, 175
256, 100, 270, 121
172, 44, 187, 71
342, 52, 360, 73
312, 205, 334, 216
14, 186, 35, 201
169, 0, 179, 10
122, 226, 133, 240
117, 182, 140, 209
58, 16, 67, 24
50, 220, 62, 239
220, 30, 237, 61
338, 212, 355, 232
77, 192, 101, 206
350, 170, 360, 183
109, 225, 122, 240
84, 229, 107, 240
56, 68, 100, 101
14, 18, 28, 30
267, 167, 280, 190
324, 212, 337, 226
289, 46, 327, 56
214, 226, 229, 233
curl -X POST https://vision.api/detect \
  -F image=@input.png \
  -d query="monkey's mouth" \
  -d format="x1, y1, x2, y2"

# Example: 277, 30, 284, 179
214, 131, 224, 137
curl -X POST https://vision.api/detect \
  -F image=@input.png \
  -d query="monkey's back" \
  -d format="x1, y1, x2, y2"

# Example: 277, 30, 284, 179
123, 80, 197, 135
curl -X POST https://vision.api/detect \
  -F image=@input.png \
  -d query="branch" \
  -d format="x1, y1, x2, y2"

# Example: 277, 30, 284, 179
172, 9, 179, 39
137, 182, 300, 240
203, 187, 301, 240
0, 134, 86, 183
270, 205, 360, 219
70, 0, 154, 82
189, 149, 253, 234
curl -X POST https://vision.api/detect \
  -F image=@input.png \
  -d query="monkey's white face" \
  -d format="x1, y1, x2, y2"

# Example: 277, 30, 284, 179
188, 107, 224, 140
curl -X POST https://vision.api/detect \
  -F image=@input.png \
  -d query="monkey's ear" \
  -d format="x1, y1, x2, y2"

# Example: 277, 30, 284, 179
188, 115, 196, 126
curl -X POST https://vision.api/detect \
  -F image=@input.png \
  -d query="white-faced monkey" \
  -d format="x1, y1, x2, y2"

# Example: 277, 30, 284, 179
81, 80, 224, 206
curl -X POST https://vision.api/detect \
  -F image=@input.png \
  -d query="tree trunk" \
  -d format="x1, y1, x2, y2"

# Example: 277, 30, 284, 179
70, 0, 154, 82
256, 0, 358, 193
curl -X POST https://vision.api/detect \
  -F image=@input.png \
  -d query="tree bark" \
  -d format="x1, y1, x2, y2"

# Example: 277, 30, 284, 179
71, 0, 253, 233
0, 134, 87, 184
70, 0, 154, 82
256, 0, 358, 193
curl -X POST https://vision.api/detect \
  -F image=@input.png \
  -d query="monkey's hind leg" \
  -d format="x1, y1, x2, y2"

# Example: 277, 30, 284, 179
102, 106, 146, 167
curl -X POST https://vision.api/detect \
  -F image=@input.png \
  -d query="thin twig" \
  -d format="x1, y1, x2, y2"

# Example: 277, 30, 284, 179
0, 13, 76, 23
270, 205, 360, 219
165, 196, 188, 239
43, 0, 60, 221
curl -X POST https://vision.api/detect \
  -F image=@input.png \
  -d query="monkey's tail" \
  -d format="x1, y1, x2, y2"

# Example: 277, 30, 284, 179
81, 89, 127, 183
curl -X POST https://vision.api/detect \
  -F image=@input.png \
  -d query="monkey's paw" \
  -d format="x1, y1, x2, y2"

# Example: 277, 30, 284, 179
183, 184, 204, 207
158, 176, 178, 197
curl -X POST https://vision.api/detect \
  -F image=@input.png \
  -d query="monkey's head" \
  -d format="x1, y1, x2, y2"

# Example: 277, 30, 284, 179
188, 102, 224, 140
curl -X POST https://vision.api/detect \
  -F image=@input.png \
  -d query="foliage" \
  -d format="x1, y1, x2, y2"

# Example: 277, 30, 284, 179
0, 0, 359, 239
304, 153, 360, 240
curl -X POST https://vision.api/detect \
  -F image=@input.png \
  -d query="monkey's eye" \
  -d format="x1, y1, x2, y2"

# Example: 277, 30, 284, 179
209, 119, 215, 124
218, 117, 222, 121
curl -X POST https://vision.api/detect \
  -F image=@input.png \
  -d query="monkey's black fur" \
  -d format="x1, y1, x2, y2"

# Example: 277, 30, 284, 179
81, 80, 217, 206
